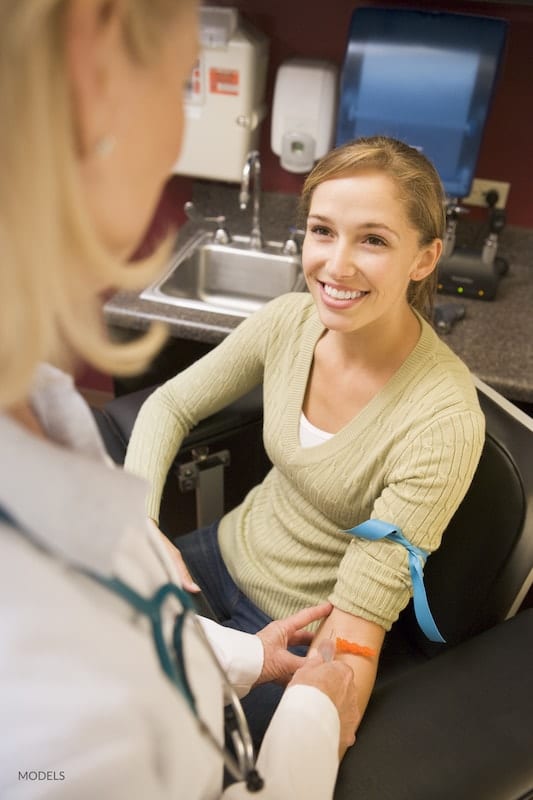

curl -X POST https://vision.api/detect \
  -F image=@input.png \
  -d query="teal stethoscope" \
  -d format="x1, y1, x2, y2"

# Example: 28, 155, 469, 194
89, 574, 265, 792
0, 506, 264, 792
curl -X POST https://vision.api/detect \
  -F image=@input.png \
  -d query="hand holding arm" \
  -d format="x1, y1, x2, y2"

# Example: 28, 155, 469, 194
311, 605, 385, 749
227, 643, 361, 799
289, 640, 361, 759
255, 601, 333, 685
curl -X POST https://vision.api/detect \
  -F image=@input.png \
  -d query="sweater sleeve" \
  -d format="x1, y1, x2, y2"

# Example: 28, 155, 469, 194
124, 300, 278, 522
330, 408, 485, 629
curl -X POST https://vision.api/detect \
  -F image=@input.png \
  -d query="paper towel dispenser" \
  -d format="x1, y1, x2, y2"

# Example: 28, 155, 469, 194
336, 8, 507, 198
172, 7, 268, 183
335, 7, 509, 302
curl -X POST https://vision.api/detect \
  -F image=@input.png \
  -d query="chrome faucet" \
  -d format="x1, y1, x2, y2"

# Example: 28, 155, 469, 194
239, 150, 263, 250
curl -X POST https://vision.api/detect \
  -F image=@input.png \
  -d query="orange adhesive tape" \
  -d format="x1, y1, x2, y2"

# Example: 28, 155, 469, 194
335, 637, 377, 658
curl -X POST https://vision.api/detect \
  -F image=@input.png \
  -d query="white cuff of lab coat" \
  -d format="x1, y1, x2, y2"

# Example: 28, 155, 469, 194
255, 684, 340, 800
197, 616, 264, 697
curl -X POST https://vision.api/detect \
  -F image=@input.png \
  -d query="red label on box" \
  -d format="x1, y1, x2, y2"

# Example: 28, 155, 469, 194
209, 68, 239, 96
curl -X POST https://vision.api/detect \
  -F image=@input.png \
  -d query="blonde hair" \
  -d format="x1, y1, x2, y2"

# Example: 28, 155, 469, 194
0, 0, 194, 408
300, 136, 446, 319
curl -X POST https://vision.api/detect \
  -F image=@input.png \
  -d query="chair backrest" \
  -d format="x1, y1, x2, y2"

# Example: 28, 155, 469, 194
401, 379, 533, 657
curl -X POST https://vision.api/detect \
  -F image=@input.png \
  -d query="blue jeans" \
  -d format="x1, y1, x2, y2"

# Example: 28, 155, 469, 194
175, 521, 307, 749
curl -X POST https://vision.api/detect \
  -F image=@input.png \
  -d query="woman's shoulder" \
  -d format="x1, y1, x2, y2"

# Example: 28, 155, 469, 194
417, 315, 472, 376
408, 317, 484, 418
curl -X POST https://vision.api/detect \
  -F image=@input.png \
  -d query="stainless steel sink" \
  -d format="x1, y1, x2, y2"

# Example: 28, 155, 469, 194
141, 231, 304, 318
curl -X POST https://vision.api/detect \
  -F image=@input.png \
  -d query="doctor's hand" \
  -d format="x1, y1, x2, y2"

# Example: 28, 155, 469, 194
290, 641, 361, 760
255, 602, 333, 686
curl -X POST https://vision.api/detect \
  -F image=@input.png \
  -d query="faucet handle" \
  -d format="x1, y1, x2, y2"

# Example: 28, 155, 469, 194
212, 224, 231, 245
282, 227, 305, 255
184, 201, 231, 244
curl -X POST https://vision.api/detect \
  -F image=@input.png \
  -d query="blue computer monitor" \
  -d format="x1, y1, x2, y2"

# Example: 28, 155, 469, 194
336, 8, 507, 198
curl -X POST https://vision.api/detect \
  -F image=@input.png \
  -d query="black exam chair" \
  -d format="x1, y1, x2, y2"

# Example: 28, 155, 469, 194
93, 377, 533, 800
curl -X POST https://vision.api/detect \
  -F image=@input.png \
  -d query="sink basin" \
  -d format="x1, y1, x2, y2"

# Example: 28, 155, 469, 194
141, 231, 304, 317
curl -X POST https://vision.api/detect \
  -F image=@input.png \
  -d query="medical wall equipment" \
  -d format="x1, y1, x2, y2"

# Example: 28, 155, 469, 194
172, 7, 269, 183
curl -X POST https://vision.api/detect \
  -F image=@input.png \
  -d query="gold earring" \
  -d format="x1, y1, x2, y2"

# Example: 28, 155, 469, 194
94, 135, 116, 159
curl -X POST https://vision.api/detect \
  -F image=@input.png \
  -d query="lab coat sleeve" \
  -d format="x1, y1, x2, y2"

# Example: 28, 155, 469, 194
223, 685, 340, 799
197, 616, 264, 698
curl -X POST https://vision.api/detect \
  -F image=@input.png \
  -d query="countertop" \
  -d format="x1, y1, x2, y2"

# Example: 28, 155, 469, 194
105, 184, 533, 404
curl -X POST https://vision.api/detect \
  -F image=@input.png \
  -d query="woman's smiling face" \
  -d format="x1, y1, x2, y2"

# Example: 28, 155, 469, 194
302, 169, 438, 335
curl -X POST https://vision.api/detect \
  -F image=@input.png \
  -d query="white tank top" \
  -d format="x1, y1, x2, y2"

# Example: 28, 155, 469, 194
299, 412, 334, 448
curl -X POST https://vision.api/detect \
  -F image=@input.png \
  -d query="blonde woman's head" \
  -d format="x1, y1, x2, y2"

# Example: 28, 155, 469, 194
0, 0, 198, 408
300, 136, 446, 319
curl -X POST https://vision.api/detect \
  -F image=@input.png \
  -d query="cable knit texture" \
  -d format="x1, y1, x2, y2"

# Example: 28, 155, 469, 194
125, 293, 485, 630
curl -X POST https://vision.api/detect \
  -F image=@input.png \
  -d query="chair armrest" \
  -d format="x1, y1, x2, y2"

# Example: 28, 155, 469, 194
92, 383, 268, 538
335, 609, 533, 800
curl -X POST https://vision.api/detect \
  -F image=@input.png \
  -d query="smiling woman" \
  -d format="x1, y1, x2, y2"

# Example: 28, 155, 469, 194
125, 135, 485, 749
299, 136, 446, 322
302, 171, 440, 379
299, 139, 444, 428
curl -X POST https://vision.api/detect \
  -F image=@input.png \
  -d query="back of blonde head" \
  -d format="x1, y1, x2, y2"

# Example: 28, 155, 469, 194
0, 0, 191, 408
300, 136, 446, 319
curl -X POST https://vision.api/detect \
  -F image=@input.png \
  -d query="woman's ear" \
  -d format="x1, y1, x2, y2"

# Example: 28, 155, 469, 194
410, 239, 443, 282
64, 0, 124, 158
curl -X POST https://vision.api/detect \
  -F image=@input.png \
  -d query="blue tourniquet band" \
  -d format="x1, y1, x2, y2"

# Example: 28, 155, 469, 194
346, 519, 446, 643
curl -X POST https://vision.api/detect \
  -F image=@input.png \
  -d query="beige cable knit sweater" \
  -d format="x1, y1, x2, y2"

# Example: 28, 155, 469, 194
125, 293, 485, 629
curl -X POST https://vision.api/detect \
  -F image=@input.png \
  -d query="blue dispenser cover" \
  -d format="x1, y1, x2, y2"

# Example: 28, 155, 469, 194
336, 8, 507, 198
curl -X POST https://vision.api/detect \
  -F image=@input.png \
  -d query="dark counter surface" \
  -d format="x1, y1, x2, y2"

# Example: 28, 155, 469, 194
436, 257, 533, 403
104, 184, 533, 403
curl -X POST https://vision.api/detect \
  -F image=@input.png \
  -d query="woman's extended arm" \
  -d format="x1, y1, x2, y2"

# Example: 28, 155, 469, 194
124, 298, 282, 522
305, 409, 484, 740
311, 606, 385, 735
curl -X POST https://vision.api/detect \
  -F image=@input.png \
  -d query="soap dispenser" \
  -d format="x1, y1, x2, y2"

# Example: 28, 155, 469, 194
271, 58, 338, 173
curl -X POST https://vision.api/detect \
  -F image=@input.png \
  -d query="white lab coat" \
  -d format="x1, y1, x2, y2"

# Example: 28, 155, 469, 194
0, 365, 340, 799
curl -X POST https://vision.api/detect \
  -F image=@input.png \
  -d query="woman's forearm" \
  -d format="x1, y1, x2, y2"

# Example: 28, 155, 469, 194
311, 606, 385, 728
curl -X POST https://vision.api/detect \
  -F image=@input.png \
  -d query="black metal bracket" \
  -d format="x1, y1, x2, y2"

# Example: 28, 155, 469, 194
178, 447, 231, 527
